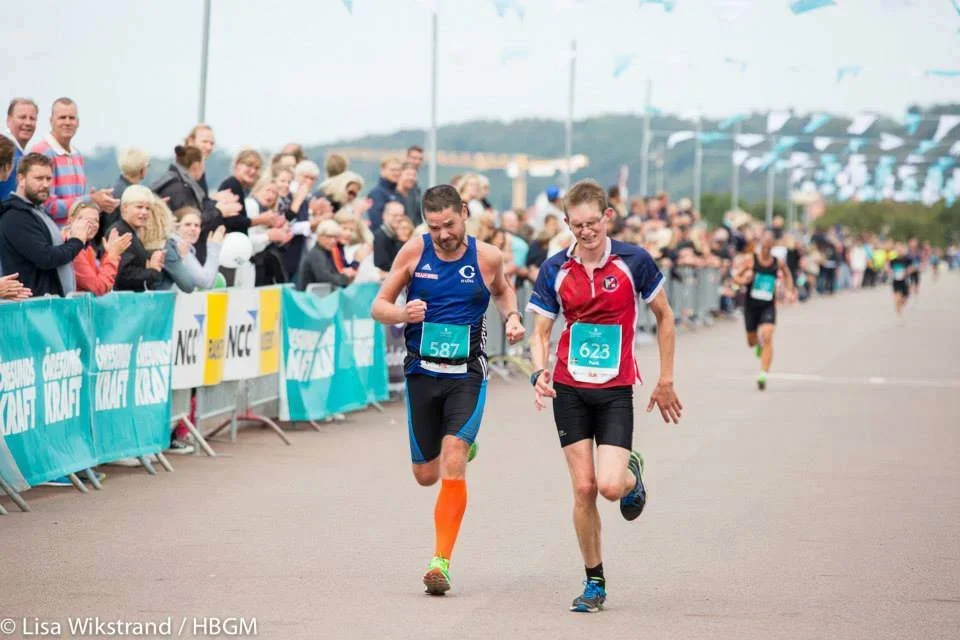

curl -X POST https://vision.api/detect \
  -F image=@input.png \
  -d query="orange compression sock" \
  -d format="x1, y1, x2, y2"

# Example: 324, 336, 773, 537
434, 478, 468, 560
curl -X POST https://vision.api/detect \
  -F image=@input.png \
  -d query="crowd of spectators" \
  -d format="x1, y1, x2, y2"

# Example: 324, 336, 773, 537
1, 95, 957, 472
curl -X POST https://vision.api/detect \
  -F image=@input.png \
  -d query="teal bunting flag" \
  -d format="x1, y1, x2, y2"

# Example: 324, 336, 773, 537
774, 136, 799, 154
718, 114, 746, 130
803, 114, 831, 133
836, 66, 862, 83
639, 0, 677, 12
790, 0, 836, 15
904, 113, 923, 136
613, 55, 633, 78
698, 132, 729, 144
915, 140, 937, 155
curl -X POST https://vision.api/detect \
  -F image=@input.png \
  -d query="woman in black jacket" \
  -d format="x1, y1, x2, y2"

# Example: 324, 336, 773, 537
152, 145, 240, 263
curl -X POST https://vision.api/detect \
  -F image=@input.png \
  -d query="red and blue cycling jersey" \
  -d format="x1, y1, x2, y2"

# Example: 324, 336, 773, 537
526, 238, 664, 389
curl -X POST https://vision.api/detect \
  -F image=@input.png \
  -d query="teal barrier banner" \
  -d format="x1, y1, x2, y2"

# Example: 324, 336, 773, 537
338, 283, 389, 410
90, 292, 175, 463
0, 297, 96, 486
280, 287, 372, 421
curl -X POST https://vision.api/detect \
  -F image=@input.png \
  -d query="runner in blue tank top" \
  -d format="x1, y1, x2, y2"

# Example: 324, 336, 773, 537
372, 184, 525, 596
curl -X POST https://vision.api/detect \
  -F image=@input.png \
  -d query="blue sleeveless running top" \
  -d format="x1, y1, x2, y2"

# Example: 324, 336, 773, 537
404, 234, 490, 378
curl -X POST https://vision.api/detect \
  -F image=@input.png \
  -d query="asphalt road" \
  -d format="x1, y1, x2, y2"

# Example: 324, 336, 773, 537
3, 274, 959, 640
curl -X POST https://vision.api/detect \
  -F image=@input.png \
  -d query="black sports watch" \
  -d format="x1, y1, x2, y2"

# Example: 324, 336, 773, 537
530, 369, 544, 387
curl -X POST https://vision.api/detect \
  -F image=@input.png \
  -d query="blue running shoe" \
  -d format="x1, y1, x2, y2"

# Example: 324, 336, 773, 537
570, 580, 606, 613
619, 451, 646, 521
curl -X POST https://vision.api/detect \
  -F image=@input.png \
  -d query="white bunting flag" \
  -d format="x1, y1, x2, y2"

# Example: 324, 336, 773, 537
879, 133, 904, 151
814, 137, 833, 151
951, 140, 960, 157
789, 152, 811, 167
791, 168, 806, 184
767, 111, 791, 134
735, 133, 765, 148
743, 157, 764, 173
732, 150, 750, 167
933, 115, 960, 143
897, 165, 917, 180
667, 131, 695, 149
906, 155, 925, 164
847, 114, 877, 135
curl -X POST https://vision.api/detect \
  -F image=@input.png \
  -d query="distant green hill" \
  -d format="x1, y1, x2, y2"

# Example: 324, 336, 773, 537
80, 104, 960, 214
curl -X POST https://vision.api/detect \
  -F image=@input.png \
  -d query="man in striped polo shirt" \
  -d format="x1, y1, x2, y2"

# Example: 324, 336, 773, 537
30, 97, 118, 226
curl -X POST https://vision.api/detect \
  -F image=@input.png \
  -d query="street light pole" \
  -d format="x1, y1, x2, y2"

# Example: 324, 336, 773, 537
731, 119, 741, 210
563, 39, 577, 191
428, 10, 439, 188
640, 78, 652, 196
198, 0, 212, 123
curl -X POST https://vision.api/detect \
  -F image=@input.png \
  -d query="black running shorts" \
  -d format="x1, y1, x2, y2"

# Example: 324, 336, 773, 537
893, 280, 910, 297
744, 303, 776, 333
552, 383, 634, 450
405, 372, 486, 464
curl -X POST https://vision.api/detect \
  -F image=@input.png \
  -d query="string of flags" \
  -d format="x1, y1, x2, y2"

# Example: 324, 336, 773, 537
790, 0, 836, 16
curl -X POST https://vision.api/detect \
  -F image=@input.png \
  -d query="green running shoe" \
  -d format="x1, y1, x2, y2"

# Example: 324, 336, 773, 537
467, 441, 478, 462
754, 344, 762, 359
757, 372, 767, 391
423, 555, 451, 595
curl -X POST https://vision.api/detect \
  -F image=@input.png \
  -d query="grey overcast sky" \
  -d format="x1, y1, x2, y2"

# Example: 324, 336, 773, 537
3, 0, 958, 155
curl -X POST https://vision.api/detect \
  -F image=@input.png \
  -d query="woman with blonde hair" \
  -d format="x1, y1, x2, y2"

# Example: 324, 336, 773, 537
457, 173, 485, 217
66, 201, 132, 295
218, 149, 278, 231
140, 195, 198, 292
335, 210, 381, 282
172, 207, 225, 290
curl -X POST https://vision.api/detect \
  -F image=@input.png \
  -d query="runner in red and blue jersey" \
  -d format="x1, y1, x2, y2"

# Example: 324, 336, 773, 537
526, 179, 683, 613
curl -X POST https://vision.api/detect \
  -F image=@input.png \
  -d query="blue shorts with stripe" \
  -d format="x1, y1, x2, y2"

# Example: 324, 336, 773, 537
404, 372, 487, 464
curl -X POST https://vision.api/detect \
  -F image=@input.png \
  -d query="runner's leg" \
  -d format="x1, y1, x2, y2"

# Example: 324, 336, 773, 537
759, 323, 775, 374
563, 440, 601, 568
596, 445, 633, 502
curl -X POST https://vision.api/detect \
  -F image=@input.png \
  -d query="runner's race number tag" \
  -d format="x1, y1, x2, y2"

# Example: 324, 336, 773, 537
893, 265, 906, 281
751, 273, 776, 302
419, 322, 469, 374
568, 322, 621, 384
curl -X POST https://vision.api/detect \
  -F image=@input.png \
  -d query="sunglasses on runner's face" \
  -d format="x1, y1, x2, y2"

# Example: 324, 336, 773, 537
346, 189, 359, 198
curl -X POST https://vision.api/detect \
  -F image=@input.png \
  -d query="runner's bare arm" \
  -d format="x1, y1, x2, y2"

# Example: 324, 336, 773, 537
479, 242, 525, 344
646, 288, 682, 424
733, 255, 754, 285
778, 259, 796, 294
371, 237, 422, 325
480, 243, 518, 319
530, 314, 553, 374
530, 313, 557, 408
